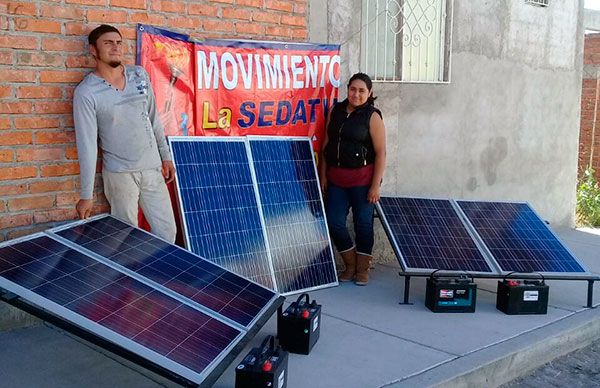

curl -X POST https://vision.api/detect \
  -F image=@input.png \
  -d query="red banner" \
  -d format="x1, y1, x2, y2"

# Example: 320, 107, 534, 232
137, 25, 340, 151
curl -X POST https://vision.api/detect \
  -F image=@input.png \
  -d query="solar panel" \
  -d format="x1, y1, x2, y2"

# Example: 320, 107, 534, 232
456, 201, 587, 274
248, 137, 338, 293
0, 215, 282, 386
377, 197, 496, 273
169, 137, 275, 290
169, 136, 337, 295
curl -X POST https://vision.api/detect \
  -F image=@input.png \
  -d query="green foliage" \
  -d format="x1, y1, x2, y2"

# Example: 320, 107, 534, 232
576, 167, 600, 227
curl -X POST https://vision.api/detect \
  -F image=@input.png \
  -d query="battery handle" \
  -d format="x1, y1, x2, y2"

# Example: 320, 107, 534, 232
429, 269, 474, 283
503, 271, 545, 285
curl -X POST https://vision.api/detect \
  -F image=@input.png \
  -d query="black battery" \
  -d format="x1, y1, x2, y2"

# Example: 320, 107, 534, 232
235, 335, 288, 388
277, 293, 321, 355
496, 273, 549, 315
425, 271, 477, 313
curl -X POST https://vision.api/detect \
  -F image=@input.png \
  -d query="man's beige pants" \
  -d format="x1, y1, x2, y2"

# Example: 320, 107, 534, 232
103, 168, 177, 243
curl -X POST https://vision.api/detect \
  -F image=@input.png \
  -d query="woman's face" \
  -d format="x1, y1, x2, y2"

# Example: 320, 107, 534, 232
347, 79, 371, 108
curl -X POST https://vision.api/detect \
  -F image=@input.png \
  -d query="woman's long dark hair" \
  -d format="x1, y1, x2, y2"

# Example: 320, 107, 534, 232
348, 72, 377, 105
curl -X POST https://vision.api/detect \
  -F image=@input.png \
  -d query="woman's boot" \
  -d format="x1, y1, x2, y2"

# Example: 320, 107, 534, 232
338, 248, 357, 282
355, 253, 371, 286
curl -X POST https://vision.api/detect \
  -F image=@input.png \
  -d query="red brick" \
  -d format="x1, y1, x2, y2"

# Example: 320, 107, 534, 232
29, 179, 77, 194
210, 0, 233, 3
35, 130, 75, 144
87, 9, 127, 23
203, 20, 235, 32
16, 147, 64, 162
0, 85, 12, 98
40, 70, 85, 83
14, 117, 60, 129
65, 146, 79, 160
15, 18, 62, 34
0, 149, 13, 162
40, 5, 84, 19
0, 15, 7, 30
253, 11, 280, 23
0, 131, 33, 145
236, 22, 265, 35
8, 195, 55, 211
6, 225, 49, 240
0, 69, 36, 83
0, 102, 33, 114
34, 208, 78, 224
291, 28, 307, 40
169, 17, 202, 29
0, 35, 38, 49
110, 0, 145, 8
0, 51, 12, 64
41, 162, 79, 177
65, 22, 91, 36
188, 4, 219, 16
35, 101, 73, 114
66, 0, 107, 4
0, 166, 37, 181
0, 214, 33, 230
223, 8, 252, 20
65, 55, 96, 68
42, 38, 84, 52
151, 0, 185, 13
119, 26, 137, 40
17, 52, 64, 67
56, 192, 80, 206
266, 0, 293, 12
237, 0, 263, 7
0, 117, 10, 129
5, 2, 37, 15
294, 3, 306, 13
17, 86, 62, 99
63, 116, 74, 128
0, 183, 27, 196
129, 13, 166, 25
266, 25, 291, 38
281, 15, 305, 27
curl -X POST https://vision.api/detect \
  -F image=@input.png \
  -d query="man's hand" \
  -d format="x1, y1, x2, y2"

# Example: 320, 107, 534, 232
76, 199, 94, 220
162, 160, 176, 184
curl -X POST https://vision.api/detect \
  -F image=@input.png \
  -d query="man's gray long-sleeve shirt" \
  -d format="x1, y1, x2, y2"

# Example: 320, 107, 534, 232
73, 65, 171, 199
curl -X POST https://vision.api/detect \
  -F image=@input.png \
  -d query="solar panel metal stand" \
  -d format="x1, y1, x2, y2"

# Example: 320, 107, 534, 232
399, 275, 413, 305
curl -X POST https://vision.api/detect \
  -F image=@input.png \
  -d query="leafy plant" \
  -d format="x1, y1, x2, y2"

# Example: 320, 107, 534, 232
576, 167, 600, 226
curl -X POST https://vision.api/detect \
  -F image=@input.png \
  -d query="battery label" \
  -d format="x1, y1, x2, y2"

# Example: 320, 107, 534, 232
312, 315, 319, 332
278, 370, 285, 388
439, 289, 454, 298
523, 290, 539, 301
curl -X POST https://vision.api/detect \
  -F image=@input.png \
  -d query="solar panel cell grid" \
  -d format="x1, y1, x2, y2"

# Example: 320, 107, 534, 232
249, 138, 337, 293
378, 197, 494, 272
457, 201, 586, 273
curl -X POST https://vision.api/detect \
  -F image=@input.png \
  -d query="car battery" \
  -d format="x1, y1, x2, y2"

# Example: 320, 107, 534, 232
425, 271, 477, 313
235, 335, 288, 388
496, 273, 549, 315
277, 293, 321, 355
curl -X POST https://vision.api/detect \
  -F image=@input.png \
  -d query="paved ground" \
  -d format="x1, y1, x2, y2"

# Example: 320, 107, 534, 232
0, 227, 599, 387
503, 339, 600, 387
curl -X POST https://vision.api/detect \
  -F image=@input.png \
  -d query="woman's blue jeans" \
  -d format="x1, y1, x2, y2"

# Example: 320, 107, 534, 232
325, 182, 375, 255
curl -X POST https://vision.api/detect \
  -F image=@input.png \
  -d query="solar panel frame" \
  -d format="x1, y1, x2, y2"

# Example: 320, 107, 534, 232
246, 135, 338, 294
455, 200, 590, 277
376, 196, 499, 274
168, 136, 278, 290
0, 215, 284, 387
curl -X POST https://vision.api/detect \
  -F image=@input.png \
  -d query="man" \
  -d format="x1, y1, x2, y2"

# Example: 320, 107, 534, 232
73, 24, 177, 243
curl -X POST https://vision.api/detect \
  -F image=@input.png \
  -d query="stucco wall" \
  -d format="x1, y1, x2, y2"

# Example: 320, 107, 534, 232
309, 0, 584, 262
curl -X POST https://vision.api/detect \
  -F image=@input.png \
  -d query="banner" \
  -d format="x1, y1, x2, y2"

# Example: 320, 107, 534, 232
195, 40, 340, 152
136, 25, 195, 136
137, 25, 340, 152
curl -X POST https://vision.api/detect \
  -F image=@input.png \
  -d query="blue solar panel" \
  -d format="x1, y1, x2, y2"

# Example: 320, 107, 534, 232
249, 138, 337, 293
377, 197, 495, 272
56, 216, 276, 328
170, 138, 274, 289
0, 235, 242, 382
457, 201, 587, 273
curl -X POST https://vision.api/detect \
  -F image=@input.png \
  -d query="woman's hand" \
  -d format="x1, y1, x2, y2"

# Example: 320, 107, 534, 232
367, 184, 380, 204
319, 175, 327, 196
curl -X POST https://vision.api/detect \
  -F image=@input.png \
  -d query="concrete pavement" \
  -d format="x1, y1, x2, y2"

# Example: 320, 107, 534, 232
0, 228, 599, 388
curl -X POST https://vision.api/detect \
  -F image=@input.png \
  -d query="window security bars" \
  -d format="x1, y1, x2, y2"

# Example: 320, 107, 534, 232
360, 0, 453, 83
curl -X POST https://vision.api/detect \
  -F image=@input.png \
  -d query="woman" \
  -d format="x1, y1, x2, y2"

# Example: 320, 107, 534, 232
319, 73, 386, 286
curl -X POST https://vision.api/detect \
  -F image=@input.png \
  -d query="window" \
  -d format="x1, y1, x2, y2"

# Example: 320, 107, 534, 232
360, 0, 453, 83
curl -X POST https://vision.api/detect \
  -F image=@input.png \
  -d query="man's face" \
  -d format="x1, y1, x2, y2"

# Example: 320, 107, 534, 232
91, 32, 123, 68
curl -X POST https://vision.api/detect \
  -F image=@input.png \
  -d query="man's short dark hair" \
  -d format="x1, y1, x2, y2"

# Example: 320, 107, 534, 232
88, 24, 122, 47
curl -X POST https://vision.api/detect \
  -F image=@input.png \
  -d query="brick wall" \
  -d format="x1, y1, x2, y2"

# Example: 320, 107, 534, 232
580, 33, 600, 178
0, 0, 308, 241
